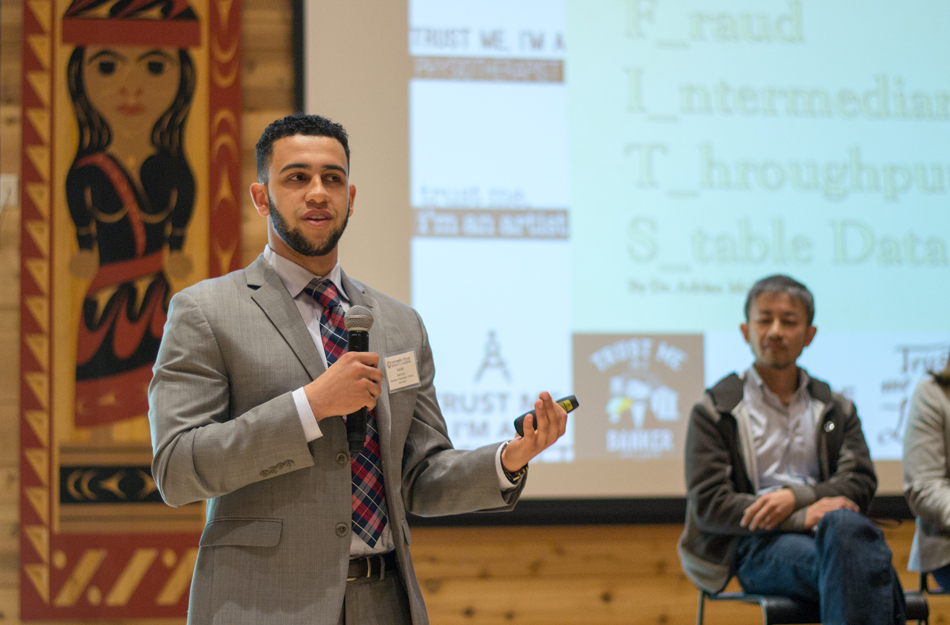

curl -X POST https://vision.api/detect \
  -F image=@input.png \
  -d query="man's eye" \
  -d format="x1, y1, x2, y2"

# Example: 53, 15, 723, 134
147, 60, 165, 75
97, 61, 116, 75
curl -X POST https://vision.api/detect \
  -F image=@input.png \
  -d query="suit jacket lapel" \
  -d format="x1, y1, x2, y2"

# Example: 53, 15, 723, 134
246, 256, 326, 380
343, 272, 393, 458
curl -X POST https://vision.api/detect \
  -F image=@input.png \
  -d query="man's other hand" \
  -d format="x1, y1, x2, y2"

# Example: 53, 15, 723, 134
304, 352, 383, 420
804, 496, 859, 530
501, 392, 569, 472
741, 489, 796, 531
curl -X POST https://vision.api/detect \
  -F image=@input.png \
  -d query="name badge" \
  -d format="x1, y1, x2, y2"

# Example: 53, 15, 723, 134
385, 350, 421, 392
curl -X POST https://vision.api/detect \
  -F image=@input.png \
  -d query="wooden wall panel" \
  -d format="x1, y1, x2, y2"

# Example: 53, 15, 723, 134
411, 523, 945, 625
1, 0, 948, 623
239, 0, 293, 267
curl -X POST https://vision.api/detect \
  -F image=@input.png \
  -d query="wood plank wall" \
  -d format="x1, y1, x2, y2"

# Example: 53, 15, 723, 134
1, 0, 25, 619
0, 1, 945, 623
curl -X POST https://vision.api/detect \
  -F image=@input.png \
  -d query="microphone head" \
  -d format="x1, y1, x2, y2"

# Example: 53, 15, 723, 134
344, 305, 374, 332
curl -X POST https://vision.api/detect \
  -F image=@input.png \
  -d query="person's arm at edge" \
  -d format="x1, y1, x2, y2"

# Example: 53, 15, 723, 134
904, 378, 950, 529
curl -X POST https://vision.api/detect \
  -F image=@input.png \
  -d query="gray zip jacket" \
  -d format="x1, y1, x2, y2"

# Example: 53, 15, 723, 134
677, 371, 878, 593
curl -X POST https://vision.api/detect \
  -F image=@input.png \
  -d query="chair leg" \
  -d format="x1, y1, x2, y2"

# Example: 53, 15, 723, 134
696, 590, 706, 625
919, 571, 930, 625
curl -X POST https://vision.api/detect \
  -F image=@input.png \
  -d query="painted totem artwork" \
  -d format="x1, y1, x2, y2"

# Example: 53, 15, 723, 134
19, 0, 241, 618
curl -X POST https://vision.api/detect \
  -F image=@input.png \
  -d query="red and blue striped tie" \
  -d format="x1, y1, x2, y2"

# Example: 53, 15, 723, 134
305, 279, 388, 547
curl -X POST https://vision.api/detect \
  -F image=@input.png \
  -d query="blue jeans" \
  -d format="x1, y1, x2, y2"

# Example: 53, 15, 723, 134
734, 509, 906, 625
931, 563, 950, 590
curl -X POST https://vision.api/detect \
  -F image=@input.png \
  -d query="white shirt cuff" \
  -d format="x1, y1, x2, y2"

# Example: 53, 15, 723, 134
495, 442, 517, 490
292, 387, 323, 442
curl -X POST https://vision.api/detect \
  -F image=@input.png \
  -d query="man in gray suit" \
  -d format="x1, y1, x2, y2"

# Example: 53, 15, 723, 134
148, 113, 568, 625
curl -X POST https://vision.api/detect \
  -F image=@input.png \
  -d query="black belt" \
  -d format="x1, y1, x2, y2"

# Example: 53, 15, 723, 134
347, 552, 397, 582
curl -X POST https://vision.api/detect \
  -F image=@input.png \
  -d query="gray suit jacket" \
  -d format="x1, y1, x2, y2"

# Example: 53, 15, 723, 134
148, 256, 524, 624
903, 375, 950, 573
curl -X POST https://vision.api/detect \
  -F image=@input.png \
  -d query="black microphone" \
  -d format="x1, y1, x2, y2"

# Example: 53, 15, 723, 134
343, 305, 374, 454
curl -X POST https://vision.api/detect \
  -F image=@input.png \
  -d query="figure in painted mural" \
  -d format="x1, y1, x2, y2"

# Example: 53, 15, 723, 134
62, 0, 199, 427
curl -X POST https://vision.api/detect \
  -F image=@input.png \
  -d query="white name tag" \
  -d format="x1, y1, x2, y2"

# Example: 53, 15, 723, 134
384, 350, 421, 392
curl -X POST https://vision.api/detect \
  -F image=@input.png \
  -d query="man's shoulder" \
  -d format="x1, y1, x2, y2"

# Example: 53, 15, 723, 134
804, 373, 853, 413
178, 268, 248, 299
916, 375, 950, 404
686, 373, 743, 429
349, 277, 406, 307
346, 276, 420, 322
702, 372, 744, 414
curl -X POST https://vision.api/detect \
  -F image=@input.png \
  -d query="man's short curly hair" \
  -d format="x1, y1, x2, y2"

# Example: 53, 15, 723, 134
744, 274, 815, 325
255, 113, 350, 183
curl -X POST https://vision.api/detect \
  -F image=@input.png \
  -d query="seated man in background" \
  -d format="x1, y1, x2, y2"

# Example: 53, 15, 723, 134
903, 346, 950, 587
678, 274, 906, 625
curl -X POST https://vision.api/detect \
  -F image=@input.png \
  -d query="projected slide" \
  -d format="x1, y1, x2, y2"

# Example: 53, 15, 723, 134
410, 0, 573, 461
409, 0, 950, 480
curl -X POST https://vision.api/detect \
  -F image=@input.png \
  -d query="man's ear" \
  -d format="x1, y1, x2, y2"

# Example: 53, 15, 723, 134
804, 325, 817, 348
250, 182, 270, 217
347, 184, 356, 217
740, 322, 751, 345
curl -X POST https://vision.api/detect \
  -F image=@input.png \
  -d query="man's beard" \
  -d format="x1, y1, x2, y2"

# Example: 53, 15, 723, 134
761, 358, 795, 370
757, 342, 795, 370
268, 193, 349, 257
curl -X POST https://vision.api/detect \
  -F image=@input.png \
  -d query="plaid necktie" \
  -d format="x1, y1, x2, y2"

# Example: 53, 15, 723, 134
304, 278, 389, 547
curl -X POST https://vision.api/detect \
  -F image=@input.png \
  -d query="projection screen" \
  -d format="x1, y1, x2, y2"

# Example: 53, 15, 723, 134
299, 0, 950, 501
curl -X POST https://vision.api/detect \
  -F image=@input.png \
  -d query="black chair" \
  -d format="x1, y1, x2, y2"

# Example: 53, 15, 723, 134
697, 588, 929, 625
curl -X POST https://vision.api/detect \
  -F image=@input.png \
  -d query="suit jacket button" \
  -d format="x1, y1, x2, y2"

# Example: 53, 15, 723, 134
335, 523, 349, 537
336, 452, 349, 466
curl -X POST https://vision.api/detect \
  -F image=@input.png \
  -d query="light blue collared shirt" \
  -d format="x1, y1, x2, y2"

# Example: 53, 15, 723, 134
264, 246, 348, 442
743, 366, 821, 495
